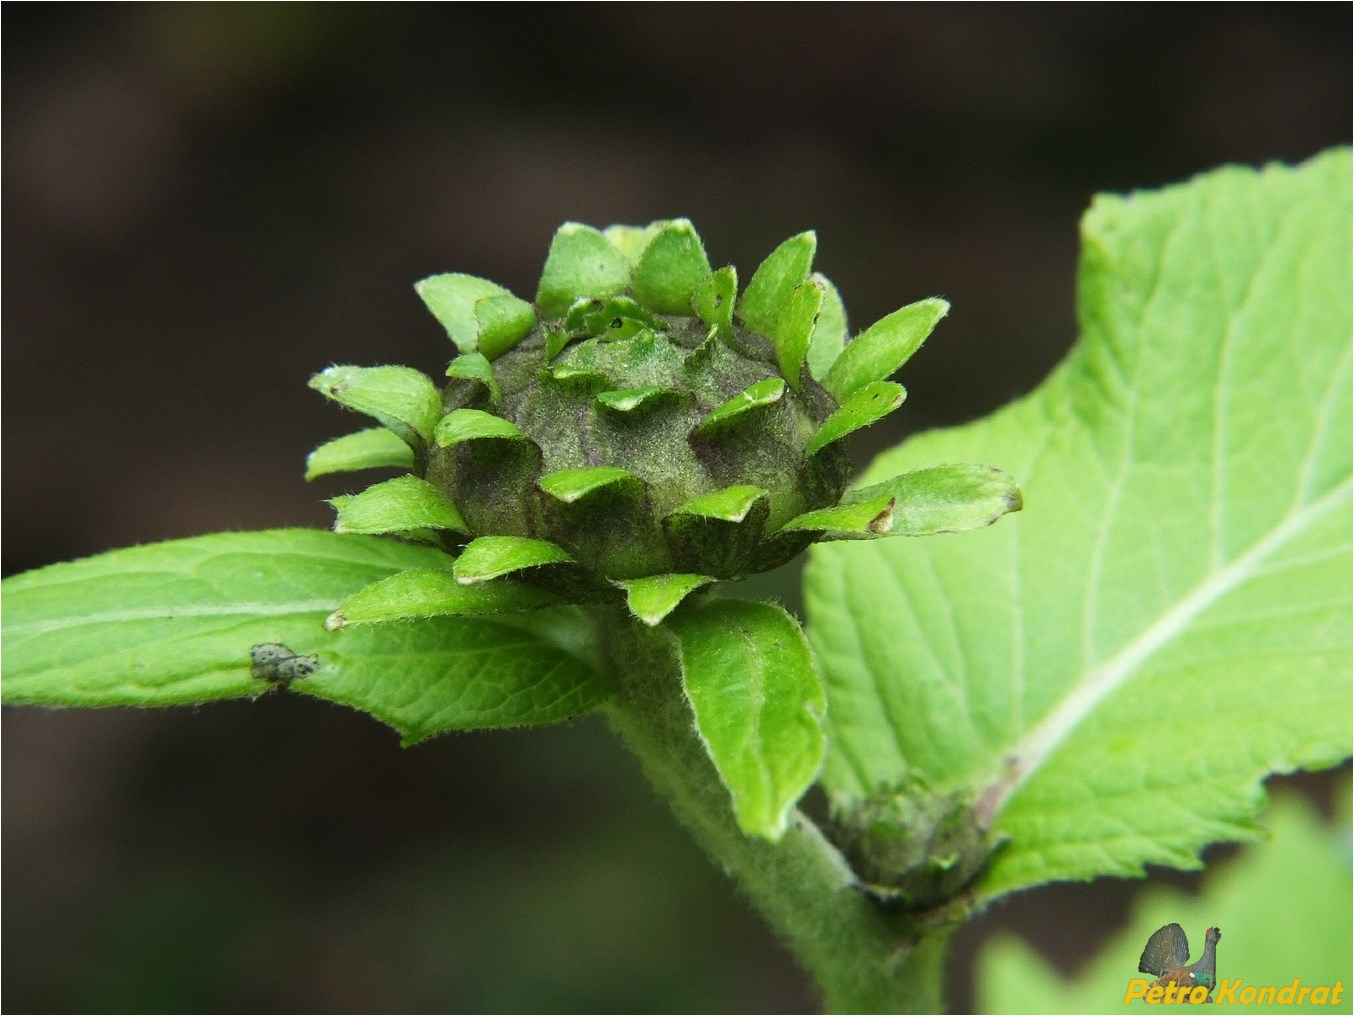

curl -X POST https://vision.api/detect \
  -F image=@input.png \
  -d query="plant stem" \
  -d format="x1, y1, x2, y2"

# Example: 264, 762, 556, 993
597, 608, 948, 1013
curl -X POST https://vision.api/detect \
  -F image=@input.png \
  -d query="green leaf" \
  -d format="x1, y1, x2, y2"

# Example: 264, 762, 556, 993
669, 598, 826, 841
738, 231, 816, 337
805, 381, 907, 456
536, 222, 631, 317
695, 378, 787, 434
693, 266, 738, 341
537, 466, 641, 504
414, 273, 513, 352
805, 150, 1353, 898
781, 464, 1021, 539
595, 387, 682, 414
615, 573, 715, 626
309, 365, 442, 448
326, 568, 561, 629
473, 293, 537, 359
671, 485, 769, 523
311, 608, 610, 743
434, 408, 527, 446
305, 428, 414, 481
978, 788, 1353, 1013
1, 530, 442, 705
822, 297, 949, 402
778, 496, 896, 539
444, 351, 502, 406
631, 218, 713, 315
2, 530, 607, 737
666, 486, 772, 578
807, 272, 848, 381
330, 475, 467, 536
453, 535, 575, 584
770, 278, 826, 390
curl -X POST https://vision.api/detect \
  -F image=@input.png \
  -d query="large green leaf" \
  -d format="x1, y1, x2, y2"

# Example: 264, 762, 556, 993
978, 787, 1353, 1013
2, 530, 608, 739
805, 150, 1353, 897
668, 598, 826, 841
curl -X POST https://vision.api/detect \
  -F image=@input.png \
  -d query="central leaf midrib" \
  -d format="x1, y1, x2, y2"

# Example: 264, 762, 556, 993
985, 476, 1351, 821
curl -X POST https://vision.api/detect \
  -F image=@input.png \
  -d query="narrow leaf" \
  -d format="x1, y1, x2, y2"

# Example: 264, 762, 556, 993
770, 278, 826, 390
536, 222, 631, 317
805, 150, 1353, 899
309, 365, 441, 448
695, 378, 786, 434
414, 273, 512, 352
807, 272, 849, 381
669, 598, 826, 841
434, 408, 527, 446
777, 494, 897, 540
306, 428, 414, 481
738, 231, 816, 337
806, 381, 907, 456
631, 218, 713, 315
692, 265, 738, 341
782, 464, 1021, 539
330, 476, 467, 536
453, 535, 574, 584
615, 573, 715, 626
326, 568, 560, 629
822, 297, 949, 402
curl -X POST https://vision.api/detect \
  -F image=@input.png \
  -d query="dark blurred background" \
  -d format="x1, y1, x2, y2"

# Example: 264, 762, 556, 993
4, 5, 1349, 1012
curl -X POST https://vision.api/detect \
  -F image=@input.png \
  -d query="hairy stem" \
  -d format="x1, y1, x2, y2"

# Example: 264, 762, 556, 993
596, 607, 948, 1013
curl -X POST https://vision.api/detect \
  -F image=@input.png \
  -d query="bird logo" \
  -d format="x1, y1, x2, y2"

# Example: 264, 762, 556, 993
1138, 924, 1222, 1002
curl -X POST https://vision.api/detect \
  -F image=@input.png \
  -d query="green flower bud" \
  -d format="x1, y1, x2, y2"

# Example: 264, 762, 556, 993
309, 219, 1021, 628
828, 779, 996, 910
426, 312, 851, 581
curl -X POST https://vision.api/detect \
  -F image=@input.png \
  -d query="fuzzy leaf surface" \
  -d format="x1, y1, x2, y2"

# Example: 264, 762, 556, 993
669, 598, 826, 841
306, 428, 414, 480
822, 297, 949, 402
308, 365, 441, 448
805, 151, 1353, 897
738, 231, 815, 337
2, 530, 607, 738
536, 223, 630, 317
414, 273, 513, 353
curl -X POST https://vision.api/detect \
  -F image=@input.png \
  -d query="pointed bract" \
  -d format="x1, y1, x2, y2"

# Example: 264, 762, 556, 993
415, 273, 514, 353
330, 476, 467, 536
306, 428, 414, 481
738, 231, 816, 337
824, 297, 949, 402
615, 573, 715, 626
453, 535, 575, 584
326, 568, 560, 629
309, 365, 441, 448
632, 219, 713, 315
536, 223, 631, 317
